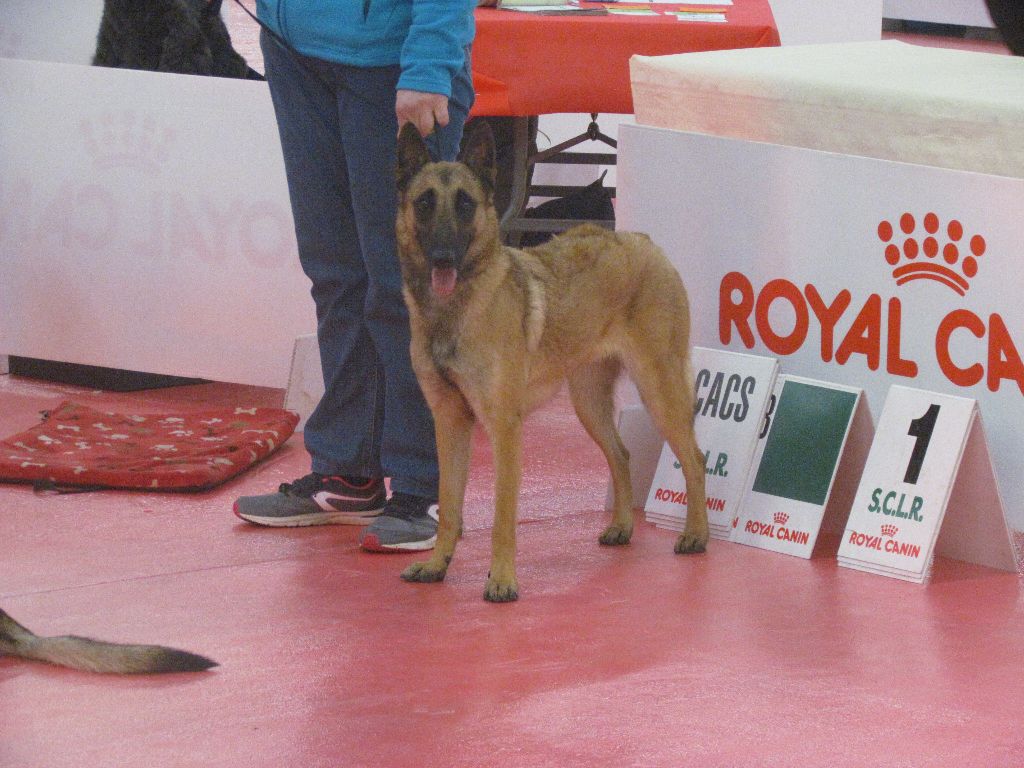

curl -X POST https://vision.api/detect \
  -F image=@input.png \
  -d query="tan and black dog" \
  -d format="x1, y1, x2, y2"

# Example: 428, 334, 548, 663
395, 121, 707, 602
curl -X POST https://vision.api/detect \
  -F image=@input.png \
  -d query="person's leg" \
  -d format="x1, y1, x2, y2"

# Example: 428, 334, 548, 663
234, 31, 388, 527
260, 31, 386, 480
339, 53, 475, 501
347, 52, 475, 551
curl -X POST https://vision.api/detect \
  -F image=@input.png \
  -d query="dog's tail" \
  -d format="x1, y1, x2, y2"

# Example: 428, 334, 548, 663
0, 608, 217, 674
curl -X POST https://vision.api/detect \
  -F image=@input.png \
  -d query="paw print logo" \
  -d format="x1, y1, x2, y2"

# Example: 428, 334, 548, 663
878, 213, 985, 296
773, 512, 789, 525
881, 524, 899, 537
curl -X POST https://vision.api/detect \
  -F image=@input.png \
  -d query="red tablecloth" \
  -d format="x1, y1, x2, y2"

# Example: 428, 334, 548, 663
471, 1, 780, 117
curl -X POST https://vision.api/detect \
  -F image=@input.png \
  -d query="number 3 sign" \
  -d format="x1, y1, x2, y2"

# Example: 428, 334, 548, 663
838, 385, 1016, 582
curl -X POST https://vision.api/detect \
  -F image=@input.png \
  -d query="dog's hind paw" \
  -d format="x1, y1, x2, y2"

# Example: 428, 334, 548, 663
599, 523, 633, 546
401, 561, 448, 583
483, 577, 518, 603
674, 532, 708, 555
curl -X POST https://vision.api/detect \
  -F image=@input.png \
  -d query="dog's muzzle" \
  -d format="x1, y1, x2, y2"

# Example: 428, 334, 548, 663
428, 247, 461, 299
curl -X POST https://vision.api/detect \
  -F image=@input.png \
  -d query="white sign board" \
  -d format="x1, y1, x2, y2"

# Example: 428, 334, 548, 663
838, 385, 1015, 581
732, 375, 864, 558
645, 346, 778, 539
0, 57, 314, 387
616, 125, 1024, 553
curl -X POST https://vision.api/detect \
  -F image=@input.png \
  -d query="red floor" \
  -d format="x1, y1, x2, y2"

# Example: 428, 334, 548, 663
3, 372, 1024, 768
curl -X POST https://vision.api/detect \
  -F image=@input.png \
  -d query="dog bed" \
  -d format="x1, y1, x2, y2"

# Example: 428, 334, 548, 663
0, 400, 298, 491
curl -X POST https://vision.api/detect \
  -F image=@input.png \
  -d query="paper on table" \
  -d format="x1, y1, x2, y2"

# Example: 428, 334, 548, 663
502, 4, 605, 11
675, 11, 727, 21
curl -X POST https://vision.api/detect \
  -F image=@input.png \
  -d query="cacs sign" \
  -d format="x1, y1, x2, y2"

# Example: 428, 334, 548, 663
719, 212, 1024, 397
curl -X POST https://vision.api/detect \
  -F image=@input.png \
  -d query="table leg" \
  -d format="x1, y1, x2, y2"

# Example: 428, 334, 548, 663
499, 116, 535, 247
498, 114, 617, 247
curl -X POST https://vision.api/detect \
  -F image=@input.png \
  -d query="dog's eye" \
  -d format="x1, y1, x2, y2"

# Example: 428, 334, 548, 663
454, 189, 477, 220
414, 190, 435, 216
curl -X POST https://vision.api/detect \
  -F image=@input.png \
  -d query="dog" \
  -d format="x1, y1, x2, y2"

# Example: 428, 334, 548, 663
394, 121, 708, 602
0, 608, 216, 674
92, 0, 263, 80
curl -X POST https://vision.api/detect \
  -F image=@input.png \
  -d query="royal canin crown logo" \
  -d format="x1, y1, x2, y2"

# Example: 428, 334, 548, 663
880, 524, 899, 537
80, 111, 176, 174
773, 512, 789, 525
878, 213, 986, 297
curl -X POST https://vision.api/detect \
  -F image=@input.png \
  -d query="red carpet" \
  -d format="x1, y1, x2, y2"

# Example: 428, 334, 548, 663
2, 373, 1024, 768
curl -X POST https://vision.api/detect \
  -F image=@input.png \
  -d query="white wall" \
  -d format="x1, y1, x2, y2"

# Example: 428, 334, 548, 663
0, 0, 103, 65
771, 0, 883, 45
883, 0, 994, 28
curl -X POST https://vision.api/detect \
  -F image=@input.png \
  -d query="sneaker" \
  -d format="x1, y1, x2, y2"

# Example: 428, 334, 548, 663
359, 493, 439, 552
233, 473, 386, 527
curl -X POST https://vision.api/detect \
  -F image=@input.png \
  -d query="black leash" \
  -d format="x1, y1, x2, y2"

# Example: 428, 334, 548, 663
228, 0, 330, 84
228, 0, 278, 45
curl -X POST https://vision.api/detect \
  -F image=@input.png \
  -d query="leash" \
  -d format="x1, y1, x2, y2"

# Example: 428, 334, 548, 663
229, 0, 337, 84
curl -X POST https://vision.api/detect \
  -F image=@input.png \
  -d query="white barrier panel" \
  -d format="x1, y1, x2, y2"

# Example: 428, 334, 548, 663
616, 124, 1024, 537
0, 57, 313, 387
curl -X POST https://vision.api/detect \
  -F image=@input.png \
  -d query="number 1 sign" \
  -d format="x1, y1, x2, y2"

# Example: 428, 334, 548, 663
838, 385, 1016, 582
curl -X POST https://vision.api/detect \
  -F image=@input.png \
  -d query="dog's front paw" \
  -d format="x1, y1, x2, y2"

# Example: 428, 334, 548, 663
483, 575, 518, 603
674, 532, 708, 555
599, 523, 633, 546
401, 560, 448, 583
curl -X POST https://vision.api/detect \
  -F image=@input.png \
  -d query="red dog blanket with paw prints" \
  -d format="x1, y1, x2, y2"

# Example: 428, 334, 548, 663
0, 401, 299, 491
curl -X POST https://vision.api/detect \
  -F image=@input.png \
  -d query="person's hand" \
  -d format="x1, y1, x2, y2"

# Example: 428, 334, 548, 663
396, 89, 450, 138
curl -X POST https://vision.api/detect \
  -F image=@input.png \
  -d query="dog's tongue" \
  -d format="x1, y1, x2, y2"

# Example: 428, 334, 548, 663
431, 266, 458, 298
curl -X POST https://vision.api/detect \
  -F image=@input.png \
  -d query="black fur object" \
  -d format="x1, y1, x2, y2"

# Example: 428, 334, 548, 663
93, 0, 263, 80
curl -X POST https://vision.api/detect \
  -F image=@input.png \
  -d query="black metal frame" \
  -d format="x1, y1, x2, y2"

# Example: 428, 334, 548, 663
499, 113, 618, 246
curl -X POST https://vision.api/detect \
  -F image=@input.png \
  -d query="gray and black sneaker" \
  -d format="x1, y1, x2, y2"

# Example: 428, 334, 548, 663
233, 473, 386, 527
358, 492, 439, 552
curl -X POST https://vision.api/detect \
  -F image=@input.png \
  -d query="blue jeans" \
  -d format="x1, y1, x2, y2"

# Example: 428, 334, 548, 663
262, 30, 474, 499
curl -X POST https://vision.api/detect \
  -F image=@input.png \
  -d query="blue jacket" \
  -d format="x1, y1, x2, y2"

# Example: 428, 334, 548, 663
256, 0, 476, 97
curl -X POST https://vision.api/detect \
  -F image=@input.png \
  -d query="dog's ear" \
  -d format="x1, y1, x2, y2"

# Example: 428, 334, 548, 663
458, 119, 496, 197
396, 122, 432, 194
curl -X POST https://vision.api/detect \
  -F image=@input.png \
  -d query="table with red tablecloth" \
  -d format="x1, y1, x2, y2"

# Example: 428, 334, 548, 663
467, 2, 780, 239
472, 2, 780, 117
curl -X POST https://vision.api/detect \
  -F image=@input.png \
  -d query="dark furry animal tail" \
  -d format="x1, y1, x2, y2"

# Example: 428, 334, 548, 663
0, 608, 217, 674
